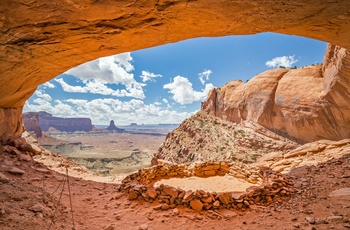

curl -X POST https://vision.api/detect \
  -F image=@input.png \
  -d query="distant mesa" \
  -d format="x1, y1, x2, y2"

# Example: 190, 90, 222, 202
23, 111, 93, 135
106, 120, 125, 132
130, 123, 138, 126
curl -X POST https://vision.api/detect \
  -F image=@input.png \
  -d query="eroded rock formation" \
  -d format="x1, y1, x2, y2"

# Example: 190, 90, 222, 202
0, 0, 350, 140
22, 112, 42, 138
37, 112, 93, 132
201, 45, 350, 143
106, 120, 125, 132
23, 111, 93, 133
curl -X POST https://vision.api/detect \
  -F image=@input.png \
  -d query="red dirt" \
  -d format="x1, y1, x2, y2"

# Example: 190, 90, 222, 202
0, 150, 349, 230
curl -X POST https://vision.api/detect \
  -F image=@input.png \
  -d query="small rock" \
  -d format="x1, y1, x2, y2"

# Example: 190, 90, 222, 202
147, 185, 158, 199
305, 217, 315, 224
35, 168, 50, 174
163, 185, 178, 198
172, 208, 180, 216
327, 215, 343, 223
0, 172, 10, 183
161, 203, 170, 210
292, 223, 300, 228
153, 204, 162, 210
138, 224, 148, 230
18, 153, 31, 162
104, 225, 115, 230
329, 188, 350, 199
190, 199, 203, 212
28, 203, 45, 213
114, 192, 124, 200
128, 189, 138, 200
213, 200, 220, 208
8, 167, 25, 175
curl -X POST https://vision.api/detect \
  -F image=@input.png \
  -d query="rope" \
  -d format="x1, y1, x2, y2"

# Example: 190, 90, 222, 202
48, 176, 66, 230
66, 168, 76, 230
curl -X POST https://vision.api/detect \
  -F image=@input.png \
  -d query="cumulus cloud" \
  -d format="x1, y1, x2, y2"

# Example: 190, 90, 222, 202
140, 71, 162, 82
43, 81, 55, 88
265, 55, 298, 68
24, 90, 193, 125
198, 69, 212, 85
164, 76, 214, 104
55, 78, 145, 99
63, 52, 145, 99
35, 90, 52, 101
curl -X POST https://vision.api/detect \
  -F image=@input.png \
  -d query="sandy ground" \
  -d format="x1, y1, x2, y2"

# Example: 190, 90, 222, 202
155, 175, 258, 193
1, 147, 350, 230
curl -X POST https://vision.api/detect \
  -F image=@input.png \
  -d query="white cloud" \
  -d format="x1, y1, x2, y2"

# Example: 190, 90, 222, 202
55, 78, 87, 93
63, 52, 145, 99
162, 98, 168, 104
164, 76, 215, 104
43, 82, 55, 88
140, 71, 162, 82
198, 69, 212, 85
24, 96, 193, 125
35, 90, 52, 101
55, 78, 145, 99
265, 55, 298, 68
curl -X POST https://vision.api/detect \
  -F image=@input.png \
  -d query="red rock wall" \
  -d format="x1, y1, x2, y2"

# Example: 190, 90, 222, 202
22, 112, 42, 137
202, 44, 350, 143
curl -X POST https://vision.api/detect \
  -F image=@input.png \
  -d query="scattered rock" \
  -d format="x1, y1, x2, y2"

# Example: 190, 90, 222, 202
128, 189, 138, 200
138, 224, 149, 230
305, 217, 315, 224
327, 215, 343, 223
172, 208, 180, 216
0, 172, 10, 183
104, 225, 115, 230
18, 153, 31, 162
114, 192, 124, 200
28, 203, 45, 213
329, 188, 350, 199
190, 199, 203, 211
161, 203, 170, 210
8, 167, 25, 175
147, 185, 157, 199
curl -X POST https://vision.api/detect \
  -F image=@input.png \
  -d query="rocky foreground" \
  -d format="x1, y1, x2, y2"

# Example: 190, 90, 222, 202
0, 134, 349, 230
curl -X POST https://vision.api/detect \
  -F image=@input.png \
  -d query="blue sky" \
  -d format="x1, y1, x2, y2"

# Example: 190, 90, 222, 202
24, 32, 327, 125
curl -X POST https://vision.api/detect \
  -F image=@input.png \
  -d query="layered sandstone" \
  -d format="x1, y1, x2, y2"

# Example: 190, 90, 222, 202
23, 111, 93, 133
0, 0, 350, 140
22, 112, 42, 138
201, 45, 350, 143
38, 112, 93, 132
106, 120, 125, 132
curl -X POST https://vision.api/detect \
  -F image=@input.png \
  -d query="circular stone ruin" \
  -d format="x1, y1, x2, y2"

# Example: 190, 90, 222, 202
119, 160, 294, 212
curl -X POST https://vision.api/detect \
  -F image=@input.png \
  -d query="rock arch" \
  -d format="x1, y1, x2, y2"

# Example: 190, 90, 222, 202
0, 0, 349, 140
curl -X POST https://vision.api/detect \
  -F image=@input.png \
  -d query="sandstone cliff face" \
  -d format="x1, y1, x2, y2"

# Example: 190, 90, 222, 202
0, 0, 350, 140
201, 45, 350, 143
22, 112, 42, 138
38, 112, 93, 132
23, 111, 93, 133
156, 45, 350, 163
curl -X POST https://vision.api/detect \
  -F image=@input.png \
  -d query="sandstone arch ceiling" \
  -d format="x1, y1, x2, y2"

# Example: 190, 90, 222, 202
0, 0, 350, 139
